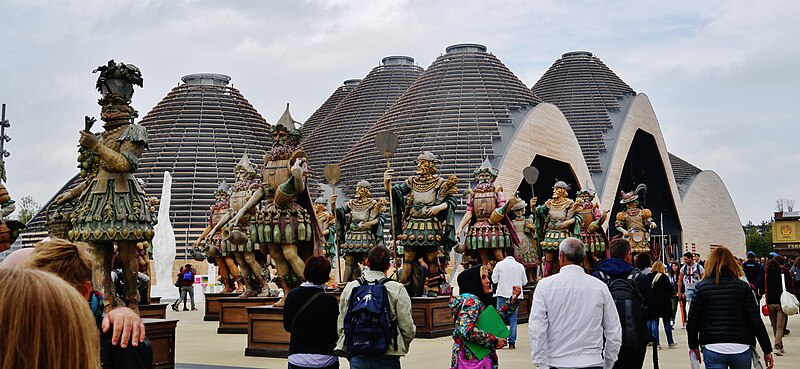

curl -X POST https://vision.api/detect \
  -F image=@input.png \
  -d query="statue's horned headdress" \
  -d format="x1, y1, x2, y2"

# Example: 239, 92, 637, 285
270, 103, 303, 145
473, 158, 498, 179
235, 152, 257, 174
511, 196, 527, 211
415, 151, 441, 164
552, 179, 570, 191
356, 179, 371, 190
620, 183, 647, 204
576, 180, 596, 199
314, 197, 327, 205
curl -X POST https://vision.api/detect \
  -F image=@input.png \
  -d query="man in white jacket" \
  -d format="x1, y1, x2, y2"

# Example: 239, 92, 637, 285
529, 237, 622, 369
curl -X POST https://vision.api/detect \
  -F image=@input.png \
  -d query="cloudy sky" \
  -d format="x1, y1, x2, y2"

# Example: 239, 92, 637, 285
0, 0, 797, 223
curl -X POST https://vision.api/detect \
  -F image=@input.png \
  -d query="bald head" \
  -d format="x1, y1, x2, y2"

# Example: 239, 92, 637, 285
0, 248, 34, 269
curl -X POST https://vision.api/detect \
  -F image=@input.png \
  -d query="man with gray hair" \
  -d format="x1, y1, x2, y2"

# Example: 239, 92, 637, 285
529, 237, 621, 369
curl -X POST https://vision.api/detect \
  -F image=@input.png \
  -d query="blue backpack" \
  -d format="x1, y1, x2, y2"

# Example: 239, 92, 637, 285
182, 271, 193, 282
344, 277, 397, 357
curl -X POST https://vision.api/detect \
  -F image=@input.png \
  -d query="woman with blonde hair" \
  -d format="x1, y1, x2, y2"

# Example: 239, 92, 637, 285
0, 268, 101, 369
686, 247, 773, 369
647, 261, 676, 349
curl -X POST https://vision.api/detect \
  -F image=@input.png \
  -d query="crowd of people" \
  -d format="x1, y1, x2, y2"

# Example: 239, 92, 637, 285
1, 236, 797, 369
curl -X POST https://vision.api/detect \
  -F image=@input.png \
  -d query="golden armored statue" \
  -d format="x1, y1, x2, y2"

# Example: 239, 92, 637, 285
332, 180, 387, 283
531, 180, 581, 278
385, 151, 458, 297
231, 105, 322, 306
56, 60, 154, 310
194, 181, 240, 293
205, 153, 269, 297
615, 184, 656, 254
313, 197, 336, 262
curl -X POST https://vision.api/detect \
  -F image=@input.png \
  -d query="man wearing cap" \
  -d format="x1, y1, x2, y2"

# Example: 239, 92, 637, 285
743, 251, 764, 295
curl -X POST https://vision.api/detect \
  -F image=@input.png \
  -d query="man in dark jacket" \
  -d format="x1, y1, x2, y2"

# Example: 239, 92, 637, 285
742, 251, 763, 293
593, 238, 654, 369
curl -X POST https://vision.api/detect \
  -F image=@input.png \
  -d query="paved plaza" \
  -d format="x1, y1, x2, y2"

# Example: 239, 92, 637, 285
171, 304, 798, 369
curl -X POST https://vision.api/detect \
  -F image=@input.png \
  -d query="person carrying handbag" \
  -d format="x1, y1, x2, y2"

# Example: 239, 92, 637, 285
763, 259, 796, 356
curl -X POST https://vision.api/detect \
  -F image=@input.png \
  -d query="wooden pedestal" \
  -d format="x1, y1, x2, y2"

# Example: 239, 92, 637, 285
244, 305, 289, 358
517, 285, 536, 324
411, 296, 454, 338
139, 303, 168, 320
203, 292, 239, 321
143, 318, 178, 369
218, 297, 279, 334
150, 296, 162, 304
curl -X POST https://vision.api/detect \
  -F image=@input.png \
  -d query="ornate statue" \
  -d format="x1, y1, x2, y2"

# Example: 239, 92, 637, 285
455, 159, 518, 266
332, 180, 387, 283
0, 183, 25, 253
574, 186, 609, 255
231, 104, 322, 306
313, 197, 336, 262
615, 184, 656, 254
509, 198, 537, 283
205, 153, 268, 297
384, 151, 458, 297
194, 181, 240, 293
55, 60, 154, 310
531, 181, 580, 278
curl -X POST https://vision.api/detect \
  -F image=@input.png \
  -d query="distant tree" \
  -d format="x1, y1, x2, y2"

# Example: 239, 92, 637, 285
15, 195, 41, 224
746, 219, 773, 257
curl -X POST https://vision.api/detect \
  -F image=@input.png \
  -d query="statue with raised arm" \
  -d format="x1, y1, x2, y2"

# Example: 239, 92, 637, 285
615, 184, 656, 254
204, 153, 268, 297
332, 180, 387, 283
194, 181, 240, 293
230, 104, 322, 306
509, 197, 537, 283
531, 180, 581, 278
455, 159, 518, 267
575, 186, 609, 256
384, 151, 458, 297
55, 60, 154, 311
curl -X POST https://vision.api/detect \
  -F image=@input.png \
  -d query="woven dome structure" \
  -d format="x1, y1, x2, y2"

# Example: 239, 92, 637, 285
338, 44, 540, 192
302, 56, 423, 194
300, 79, 360, 137
20, 74, 271, 255
532, 51, 636, 173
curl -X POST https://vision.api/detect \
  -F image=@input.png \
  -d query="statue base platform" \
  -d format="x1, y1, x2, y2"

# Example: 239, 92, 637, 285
203, 292, 240, 321
517, 285, 536, 324
143, 318, 178, 369
139, 303, 168, 320
150, 296, 162, 304
412, 296, 454, 338
244, 305, 290, 358
218, 297, 279, 334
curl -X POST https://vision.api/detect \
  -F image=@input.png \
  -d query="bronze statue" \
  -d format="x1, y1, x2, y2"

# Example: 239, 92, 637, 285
575, 186, 609, 256
56, 60, 154, 310
615, 184, 656, 254
205, 153, 268, 297
455, 159, 518, 267
509, 197, 537, 283
385, 151, 458, 297
531, 181, 580, 278
194, 181, 240, 293
332, 180, 387, 283
232, 104, 322, 306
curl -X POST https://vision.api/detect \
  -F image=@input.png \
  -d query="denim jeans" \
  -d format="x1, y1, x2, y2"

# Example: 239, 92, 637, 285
702, 347, 751, 369
496, 296, 518, 343
174, 285, 195, 309
349, 356, 401, 369
647, 317, 674, 346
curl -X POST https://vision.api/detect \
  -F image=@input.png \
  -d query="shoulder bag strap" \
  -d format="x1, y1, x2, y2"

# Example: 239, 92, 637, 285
652, 273, 661, 287
291, 290, 324, 330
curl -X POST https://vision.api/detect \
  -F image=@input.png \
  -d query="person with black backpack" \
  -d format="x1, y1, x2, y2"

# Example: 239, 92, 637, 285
336, 245, 415, 369
593, 238, 654, 369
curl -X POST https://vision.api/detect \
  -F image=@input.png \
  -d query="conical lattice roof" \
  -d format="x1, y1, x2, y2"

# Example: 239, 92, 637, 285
299, 79, 360, 137
21, 74, 271, 253
302, 57, 423, 185
339, 44, 540, 192
532, 51, 636, 173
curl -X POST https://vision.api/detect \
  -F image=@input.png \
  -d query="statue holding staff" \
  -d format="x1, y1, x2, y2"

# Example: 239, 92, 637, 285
331, 180, 387, 282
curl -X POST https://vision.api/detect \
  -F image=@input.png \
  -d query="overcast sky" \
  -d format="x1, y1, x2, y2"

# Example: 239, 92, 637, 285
0, 0, 797, 224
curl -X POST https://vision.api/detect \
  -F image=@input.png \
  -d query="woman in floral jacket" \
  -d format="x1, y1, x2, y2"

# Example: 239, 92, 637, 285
449, 264, 521, 369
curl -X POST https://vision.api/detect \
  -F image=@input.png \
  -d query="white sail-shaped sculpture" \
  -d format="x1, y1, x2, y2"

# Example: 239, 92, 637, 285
151, 171, 178, 299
